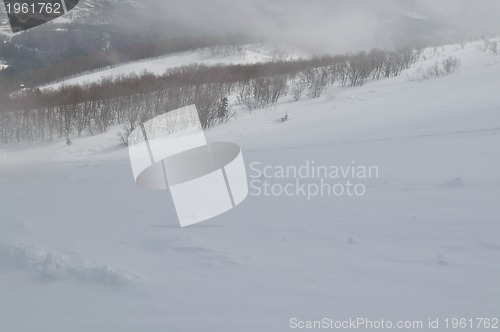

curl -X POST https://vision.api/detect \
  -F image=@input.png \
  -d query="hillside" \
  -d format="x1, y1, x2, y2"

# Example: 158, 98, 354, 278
42, 44, 306, 90
0, 39, 499, 331
0, 1, 258, 91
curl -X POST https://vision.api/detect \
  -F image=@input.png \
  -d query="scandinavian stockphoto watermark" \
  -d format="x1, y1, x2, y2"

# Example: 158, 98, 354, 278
289, 317, 500, 330
128, 105, 248, 228
249, 161, 379, 200
290, 317, 425, 330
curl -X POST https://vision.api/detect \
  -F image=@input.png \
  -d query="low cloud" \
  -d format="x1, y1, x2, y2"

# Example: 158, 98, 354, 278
134, 0, 500, 53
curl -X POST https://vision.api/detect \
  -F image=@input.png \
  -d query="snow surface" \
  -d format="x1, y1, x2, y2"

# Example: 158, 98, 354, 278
402, 11, 428, 21
42, 44, 304, 91
1, 40, 499, 331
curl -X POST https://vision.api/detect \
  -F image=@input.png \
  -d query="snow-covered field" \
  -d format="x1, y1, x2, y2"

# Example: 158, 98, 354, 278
1, 40, 499, 331
42, 44, 303, 90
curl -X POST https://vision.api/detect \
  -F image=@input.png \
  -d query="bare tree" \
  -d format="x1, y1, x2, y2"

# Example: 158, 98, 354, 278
290, 74, 308, 101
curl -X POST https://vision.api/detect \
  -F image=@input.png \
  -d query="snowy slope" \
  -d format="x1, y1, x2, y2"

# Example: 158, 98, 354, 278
1, 40, 499, 332
42, 44, 304, 90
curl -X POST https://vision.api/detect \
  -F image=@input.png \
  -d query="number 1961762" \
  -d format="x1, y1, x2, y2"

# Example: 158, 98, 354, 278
5, 2, 62, 15
444, 318, 499, 329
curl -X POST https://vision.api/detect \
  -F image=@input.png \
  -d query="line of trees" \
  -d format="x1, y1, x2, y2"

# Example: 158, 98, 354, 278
0, 46, 421, 144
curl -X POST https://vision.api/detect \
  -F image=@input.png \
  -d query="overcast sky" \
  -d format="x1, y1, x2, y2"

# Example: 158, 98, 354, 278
1, 0, 498, 52
139, 0, 500, 53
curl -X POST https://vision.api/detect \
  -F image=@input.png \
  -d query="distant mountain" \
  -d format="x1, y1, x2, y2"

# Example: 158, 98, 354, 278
56, 0, 145, 24
0, 0, 145, 35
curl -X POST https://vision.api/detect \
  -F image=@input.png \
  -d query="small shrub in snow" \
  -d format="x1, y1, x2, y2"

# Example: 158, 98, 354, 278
442, 56, 461, 75
477, 39, 499, 54
489, 41, 498, 54
118, 130, 130, 146
415, 57, 461, 81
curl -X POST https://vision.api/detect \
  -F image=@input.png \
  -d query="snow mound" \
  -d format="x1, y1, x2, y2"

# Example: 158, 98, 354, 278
0, 243, 137, 285
442, 177, 466, 188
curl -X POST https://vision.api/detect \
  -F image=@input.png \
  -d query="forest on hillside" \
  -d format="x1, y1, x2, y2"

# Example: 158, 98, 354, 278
0, 46, 424, 143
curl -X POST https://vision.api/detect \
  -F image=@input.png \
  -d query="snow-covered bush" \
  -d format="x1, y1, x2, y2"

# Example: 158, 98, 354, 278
414, 56, 461, 81
305, 68, 329, 98
290, 74, 308, 101
442, 57, 461, 75
477, 39, 499, 54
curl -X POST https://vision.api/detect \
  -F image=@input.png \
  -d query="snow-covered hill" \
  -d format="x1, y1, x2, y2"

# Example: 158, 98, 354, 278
1, 39, 499, 331
42, 44, 305, 90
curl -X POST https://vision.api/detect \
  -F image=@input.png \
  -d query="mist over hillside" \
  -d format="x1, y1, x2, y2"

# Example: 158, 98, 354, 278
2, 0, 500, 50
126, 0, 500, 52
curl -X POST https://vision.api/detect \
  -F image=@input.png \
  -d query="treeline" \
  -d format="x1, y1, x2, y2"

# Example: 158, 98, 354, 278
0, 46, 421, 144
